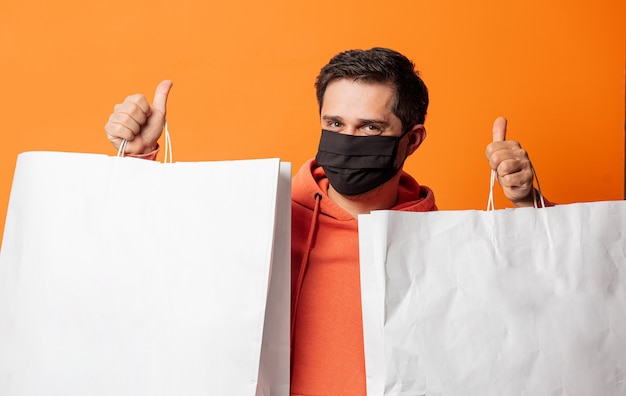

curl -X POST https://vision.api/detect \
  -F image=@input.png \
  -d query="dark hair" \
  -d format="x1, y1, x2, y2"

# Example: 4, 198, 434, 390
315, 47, 429, 132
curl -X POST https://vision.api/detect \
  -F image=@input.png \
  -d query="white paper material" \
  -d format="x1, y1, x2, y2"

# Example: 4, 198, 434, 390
0, 152, 291, 396
359, 203, 626, 395
257, 161, 291, 396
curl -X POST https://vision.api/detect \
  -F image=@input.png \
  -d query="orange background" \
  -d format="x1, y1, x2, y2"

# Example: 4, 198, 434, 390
1, 0, 624, 243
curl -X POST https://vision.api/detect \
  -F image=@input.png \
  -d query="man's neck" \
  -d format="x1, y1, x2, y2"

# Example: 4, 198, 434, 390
327, 175, 401, 218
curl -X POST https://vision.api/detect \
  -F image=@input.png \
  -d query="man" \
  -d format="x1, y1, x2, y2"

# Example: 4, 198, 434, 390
105, 47, 545, 395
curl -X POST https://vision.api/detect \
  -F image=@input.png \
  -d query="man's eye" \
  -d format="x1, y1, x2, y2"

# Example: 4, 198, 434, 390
328, 121, 341, 128
359, 125, 384, 136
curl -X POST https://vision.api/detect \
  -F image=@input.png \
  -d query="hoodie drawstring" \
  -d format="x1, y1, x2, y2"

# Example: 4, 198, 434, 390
291, 192, 322, 352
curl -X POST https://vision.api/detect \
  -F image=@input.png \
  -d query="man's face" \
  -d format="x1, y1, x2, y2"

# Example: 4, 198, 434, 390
320, 79, 404, 138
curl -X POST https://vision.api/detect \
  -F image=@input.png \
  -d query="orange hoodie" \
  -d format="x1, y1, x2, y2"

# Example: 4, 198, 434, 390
290, 159, 437, 395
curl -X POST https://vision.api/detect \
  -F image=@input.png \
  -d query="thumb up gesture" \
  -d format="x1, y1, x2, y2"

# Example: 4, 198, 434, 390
485, 117, 536, 207
105, 80, 173, 155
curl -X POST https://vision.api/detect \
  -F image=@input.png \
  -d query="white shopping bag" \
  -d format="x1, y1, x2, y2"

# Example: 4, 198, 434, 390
0, 151, 291, 396
359, 202, 626, 395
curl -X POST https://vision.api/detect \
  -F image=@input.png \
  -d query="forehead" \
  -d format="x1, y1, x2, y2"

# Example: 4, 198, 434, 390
321, 79, 397, 118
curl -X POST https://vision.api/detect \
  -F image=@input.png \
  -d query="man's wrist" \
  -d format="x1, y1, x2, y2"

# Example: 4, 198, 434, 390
127, 144, 160, 161
513, 188, 554, 208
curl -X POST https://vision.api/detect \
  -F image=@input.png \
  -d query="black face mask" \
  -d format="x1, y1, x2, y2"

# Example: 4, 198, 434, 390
315, 129, 408, 196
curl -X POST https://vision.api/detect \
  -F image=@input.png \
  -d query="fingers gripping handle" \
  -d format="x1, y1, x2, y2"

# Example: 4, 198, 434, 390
117, 122, 173, 164
487, 162, 545, 210
487, 116, 544, 210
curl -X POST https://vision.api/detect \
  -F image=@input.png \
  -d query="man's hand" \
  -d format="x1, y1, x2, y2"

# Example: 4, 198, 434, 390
105, 80, 173, 155
485, 117, 535, 207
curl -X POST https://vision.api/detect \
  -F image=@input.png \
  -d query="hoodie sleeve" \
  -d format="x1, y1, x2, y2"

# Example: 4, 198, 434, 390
125, 144, 159, 161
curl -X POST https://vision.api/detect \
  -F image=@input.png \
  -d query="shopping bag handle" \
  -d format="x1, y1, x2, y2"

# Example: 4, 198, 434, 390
117, 122, 173, 163
487, 160, 545, 210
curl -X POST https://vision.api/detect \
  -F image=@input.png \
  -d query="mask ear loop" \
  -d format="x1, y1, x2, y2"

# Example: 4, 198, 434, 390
487, 161, 545, 211
116, 122, 173, 163
393, 127, 420, 170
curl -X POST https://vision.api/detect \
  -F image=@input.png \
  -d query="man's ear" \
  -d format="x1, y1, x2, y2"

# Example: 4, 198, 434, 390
405, 124, 426, 156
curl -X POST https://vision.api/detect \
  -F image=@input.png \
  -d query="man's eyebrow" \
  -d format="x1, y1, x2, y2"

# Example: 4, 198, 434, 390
358, 118, 389, 126
322, 115, 343, 122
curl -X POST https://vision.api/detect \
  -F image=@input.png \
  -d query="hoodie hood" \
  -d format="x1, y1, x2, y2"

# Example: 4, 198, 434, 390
292, 158, 437, 218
